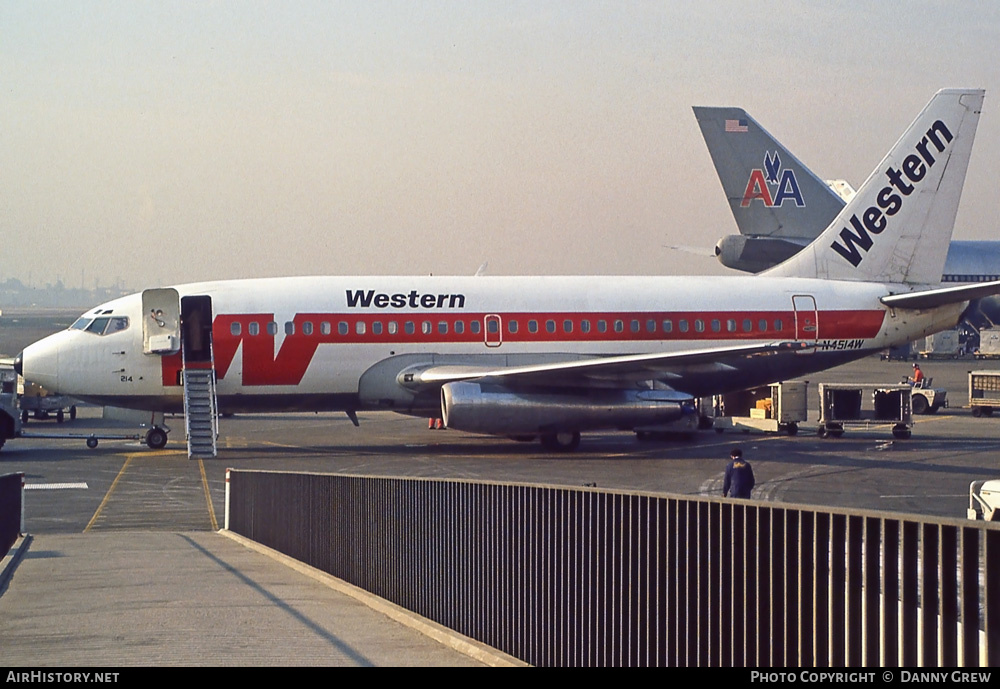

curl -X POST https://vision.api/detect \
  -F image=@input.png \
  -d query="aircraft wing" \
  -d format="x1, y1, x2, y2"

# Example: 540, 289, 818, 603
881, 280, 1000, 310
403, 341, 811, 389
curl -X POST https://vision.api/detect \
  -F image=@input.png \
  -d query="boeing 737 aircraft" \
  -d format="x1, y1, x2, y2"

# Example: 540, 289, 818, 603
694, 103, 1000, 294
9, 89, 997, 455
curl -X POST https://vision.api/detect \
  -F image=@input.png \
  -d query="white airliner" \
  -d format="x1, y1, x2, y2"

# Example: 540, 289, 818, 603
694, 101, 1000, 294
11, 89, 998, 454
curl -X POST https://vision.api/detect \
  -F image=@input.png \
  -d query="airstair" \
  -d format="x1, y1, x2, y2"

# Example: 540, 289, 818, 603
182, 365, 218, 458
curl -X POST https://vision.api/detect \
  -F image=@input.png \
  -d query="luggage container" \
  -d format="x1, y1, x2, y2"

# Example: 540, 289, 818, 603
817, 383, 912, 439
710, 381, 808, 435
969, 370, 1000, 417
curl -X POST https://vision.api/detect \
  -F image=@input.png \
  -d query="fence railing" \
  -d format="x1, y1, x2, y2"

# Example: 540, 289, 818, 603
0, 473, 24, 560
225, 470, 1000, 667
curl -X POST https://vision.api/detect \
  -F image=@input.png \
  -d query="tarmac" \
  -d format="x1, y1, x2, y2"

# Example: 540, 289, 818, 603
0, 530, 517, 667
1, 356, 999, 667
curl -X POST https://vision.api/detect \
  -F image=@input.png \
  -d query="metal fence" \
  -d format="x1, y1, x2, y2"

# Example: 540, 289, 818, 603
0, 473, 23, 560
226, 470, 1000, 667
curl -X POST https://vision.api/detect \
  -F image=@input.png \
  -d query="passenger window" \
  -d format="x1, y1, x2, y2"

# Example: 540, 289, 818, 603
267, 322, 277, 336
422, 321, 431, 335
356, 321, 366, 335
338, 322, 348, 335
662, 320, 672, 333
438, 321, 448, 335
470, 320, 481, 334
581, 320, 591, 334
454, 320, 464, 334
679, 320, 689, 333
487, 319, 499, 334
758, 319, 768, 332
630, 320, 639, 333
249, 322, 260, 336
388, 321, 398, 335
742, 319, 752, 333
528, 320, 538, 333
284, 322, 294, 336
774, 319, 783, 332
727, 319, 736, 333
372, 321, 383, 335
321, 322, 331, 335
231, 322, 242, 336
614, 320, 623, 333
598, 320, 607, 333
646, 319, 656, 333
546, 320, 556, 334
303, 322, 313, 336
508, 320, 518, 334
695, 319, 705, 332
711, 319, 721, 333
563, 319, 573, 333
405, 321, 415, 335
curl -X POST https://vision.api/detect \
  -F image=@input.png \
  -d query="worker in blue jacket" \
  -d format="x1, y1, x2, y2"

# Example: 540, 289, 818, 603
723, 447, 755, 499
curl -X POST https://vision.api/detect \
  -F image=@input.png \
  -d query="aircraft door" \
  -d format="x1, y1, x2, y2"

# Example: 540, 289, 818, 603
142, 288, 181, 355
792, 294, 818, 347
181, 295, 214, 363
484, 314, 503, 348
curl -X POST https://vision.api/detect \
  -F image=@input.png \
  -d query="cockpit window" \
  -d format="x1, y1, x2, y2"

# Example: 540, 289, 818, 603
106, 317, 129, 334
86, 317, 111, 334
82, 316, 129, 336
71, 317, 92, 330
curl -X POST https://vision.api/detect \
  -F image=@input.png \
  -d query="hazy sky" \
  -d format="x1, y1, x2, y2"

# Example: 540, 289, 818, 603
2, 1, 999, 290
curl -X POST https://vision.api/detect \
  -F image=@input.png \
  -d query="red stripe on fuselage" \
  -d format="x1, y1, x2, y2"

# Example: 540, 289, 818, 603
160, 309, 886, 387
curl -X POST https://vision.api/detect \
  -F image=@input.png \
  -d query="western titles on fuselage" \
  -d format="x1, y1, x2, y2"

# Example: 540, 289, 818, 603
346, 289, 467, 309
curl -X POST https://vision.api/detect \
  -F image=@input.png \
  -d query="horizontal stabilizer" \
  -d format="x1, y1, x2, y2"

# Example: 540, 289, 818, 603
881, 280, 1000, 310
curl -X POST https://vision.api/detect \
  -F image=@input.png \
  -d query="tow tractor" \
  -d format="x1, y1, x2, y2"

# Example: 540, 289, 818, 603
0, 363, 168, 451
968, 480, 1000, 520
906, 377, 948, 415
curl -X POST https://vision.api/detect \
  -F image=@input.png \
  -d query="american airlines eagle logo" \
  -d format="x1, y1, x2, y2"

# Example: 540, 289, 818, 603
740, 151, 805, 208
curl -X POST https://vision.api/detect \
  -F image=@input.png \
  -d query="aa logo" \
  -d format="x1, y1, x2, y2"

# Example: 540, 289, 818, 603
740, 152, 805, 208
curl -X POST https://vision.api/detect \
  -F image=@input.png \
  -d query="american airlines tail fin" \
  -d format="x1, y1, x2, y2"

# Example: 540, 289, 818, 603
693, 106, 845, 240
763, 88, 983, 285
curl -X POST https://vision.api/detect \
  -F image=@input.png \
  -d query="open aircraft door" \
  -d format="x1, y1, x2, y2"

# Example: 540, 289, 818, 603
142, 288, 181, 355
792, 294, 818, 351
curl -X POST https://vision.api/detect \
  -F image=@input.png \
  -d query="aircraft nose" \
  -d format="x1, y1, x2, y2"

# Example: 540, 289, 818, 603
12, 352, 22, 376
20, 336, 60, 392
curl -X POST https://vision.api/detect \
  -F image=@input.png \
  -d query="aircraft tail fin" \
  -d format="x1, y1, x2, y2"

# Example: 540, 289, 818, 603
693, 106, 845, 240
762, 88, 984, 285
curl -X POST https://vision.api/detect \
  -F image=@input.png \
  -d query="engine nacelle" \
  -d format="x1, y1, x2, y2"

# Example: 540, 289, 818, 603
440, 381, 695, 435
715, 234, 807, 274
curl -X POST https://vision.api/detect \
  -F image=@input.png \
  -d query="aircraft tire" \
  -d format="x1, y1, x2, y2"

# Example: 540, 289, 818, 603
146, 428, 168, 450
540, 431, 580, 453
86, 437, 98, 449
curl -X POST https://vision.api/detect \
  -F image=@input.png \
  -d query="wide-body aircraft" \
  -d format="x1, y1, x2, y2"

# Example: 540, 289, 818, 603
11, 89, 997, 454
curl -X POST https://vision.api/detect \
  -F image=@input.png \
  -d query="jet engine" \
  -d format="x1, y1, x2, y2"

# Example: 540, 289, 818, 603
715, 234, 808, 274
440, 381, 695, 436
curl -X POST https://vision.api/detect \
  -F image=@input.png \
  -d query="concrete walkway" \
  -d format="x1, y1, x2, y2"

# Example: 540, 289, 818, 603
0, 531, 519, 667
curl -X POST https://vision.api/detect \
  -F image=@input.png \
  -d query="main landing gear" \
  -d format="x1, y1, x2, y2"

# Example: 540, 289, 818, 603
540, 431, 581, 452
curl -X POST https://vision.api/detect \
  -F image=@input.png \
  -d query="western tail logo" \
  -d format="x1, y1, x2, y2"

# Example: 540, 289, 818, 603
830, 120, 953, 268
740, 152, 805, 208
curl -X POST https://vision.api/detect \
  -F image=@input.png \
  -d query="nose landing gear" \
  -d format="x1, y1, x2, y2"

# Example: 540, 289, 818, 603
145, 427, 169, 449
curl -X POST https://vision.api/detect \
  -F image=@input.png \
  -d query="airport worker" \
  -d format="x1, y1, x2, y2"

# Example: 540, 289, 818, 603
723, 447, 755, 499
908, 363, 925, 386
